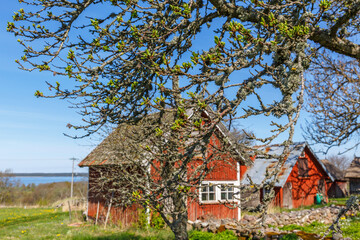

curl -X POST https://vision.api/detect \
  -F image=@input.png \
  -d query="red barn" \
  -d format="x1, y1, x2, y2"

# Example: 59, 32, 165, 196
243, 142, 334, 209
79, 110, 247, 225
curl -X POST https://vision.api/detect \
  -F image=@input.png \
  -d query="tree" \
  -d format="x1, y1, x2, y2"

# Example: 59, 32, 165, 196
327, 154, 351, 174
7, 0, 360, 239
305, 52, 360, 152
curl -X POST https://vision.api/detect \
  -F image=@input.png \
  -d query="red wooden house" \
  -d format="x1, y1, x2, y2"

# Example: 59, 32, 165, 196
78, 110, 247, 225
243, 142, 334, 208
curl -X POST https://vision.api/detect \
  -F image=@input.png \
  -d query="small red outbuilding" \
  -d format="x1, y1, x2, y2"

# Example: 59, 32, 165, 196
243, 142, 334, 209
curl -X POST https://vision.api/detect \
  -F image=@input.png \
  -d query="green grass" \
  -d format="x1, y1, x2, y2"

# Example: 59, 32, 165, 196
279, 221, 328, 234
278, 217, 360, 240
328, 197, 349, 206
0, 208, 173, 240
1, 207, 359, 240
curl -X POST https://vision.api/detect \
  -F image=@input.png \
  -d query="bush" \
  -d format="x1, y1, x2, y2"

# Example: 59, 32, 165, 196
136, 209, 165, 230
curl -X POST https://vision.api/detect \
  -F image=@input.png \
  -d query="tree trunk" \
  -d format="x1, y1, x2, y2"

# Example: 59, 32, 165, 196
171, 212, 188, 240
170, 190, 189, 240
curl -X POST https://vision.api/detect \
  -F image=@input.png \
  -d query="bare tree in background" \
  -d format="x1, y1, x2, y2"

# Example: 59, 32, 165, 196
327, 154, 352, 174
305, 53, 360, 153
7, 0, 360, 239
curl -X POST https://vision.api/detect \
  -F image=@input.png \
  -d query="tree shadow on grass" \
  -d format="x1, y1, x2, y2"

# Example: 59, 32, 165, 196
71, 232, 168, 240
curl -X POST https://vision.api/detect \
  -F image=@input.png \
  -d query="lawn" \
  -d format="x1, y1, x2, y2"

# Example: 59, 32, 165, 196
0, 208, 173, 240
0, 208, 238, 240
1, 207, 359, 240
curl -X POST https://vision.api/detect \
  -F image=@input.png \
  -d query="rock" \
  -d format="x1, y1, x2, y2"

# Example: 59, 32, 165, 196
200, 222, 209, 228
243, 215, 257, 222
332, 232, 343, 240
224, 223, 237, 230
220, 219, 231, 225
193, 221, 201, 230
207, 223, 217, 233
239, 218, 248, 225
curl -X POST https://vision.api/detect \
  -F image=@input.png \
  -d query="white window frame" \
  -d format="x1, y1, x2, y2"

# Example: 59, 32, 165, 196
199, 181, 239, 203
220, 184, 235, 201
200, 184, 216, 202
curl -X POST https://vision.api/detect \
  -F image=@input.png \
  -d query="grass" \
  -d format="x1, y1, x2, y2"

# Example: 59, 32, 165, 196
278, 216, 360, 240
328, 197, 349, 206
1, 207, 359, 239
0, 208, 173, 240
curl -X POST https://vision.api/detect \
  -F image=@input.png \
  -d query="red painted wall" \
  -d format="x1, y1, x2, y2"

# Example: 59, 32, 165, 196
87, 167, 141, 226
187, 132, 239, 221
285, 147, 330, 208
188, 201, 238, 221
87, 129, 242, 225
88, 200, 140, 227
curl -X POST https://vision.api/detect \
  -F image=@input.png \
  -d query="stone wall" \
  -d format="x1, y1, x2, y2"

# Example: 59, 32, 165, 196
189, 205, 356, 239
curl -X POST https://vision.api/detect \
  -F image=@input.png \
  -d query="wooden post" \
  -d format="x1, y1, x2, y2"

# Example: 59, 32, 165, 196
95, 201, 100, 225
68, 201, 72, 222
104, 194, 113, 229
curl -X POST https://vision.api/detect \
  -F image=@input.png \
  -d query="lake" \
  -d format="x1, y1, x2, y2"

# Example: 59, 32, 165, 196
14, 176, 88, 186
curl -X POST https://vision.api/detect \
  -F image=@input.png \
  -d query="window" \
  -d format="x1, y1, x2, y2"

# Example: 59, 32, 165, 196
263, 186, 271, 197
201, 185, 215, 201
220, 184, 234, 200
298, 157, 309, 177
200, 182, 238, 202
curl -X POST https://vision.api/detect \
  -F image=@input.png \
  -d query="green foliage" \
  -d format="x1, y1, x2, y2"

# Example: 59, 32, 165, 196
136, 209, 165, 230
281, 233, 299, 240
136, 209, 149, 229
189, 230, 237, 240
150, 212, 165, 230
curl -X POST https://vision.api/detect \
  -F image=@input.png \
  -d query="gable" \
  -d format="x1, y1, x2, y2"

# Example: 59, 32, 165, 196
242, 142, 334, 188
287, 147, 331, 182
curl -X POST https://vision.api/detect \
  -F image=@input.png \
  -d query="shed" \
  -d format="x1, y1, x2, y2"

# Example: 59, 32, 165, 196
321, 159, 348, 198
345, 157, 360, 195
243, 142, 333, 209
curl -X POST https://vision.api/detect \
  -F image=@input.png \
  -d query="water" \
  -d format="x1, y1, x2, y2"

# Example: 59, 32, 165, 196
14, 176, 88, 186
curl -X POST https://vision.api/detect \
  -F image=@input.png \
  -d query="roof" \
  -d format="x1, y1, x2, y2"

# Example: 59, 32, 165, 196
321, 159, 345, 181
345, 157, 360, 179
242, 142, 334, 187
78, 118, 155, 167
79, 109, 246, 167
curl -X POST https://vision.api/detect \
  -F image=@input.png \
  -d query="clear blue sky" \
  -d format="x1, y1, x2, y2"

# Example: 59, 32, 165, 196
0, 2, 93, 173
0, 2, 356, 173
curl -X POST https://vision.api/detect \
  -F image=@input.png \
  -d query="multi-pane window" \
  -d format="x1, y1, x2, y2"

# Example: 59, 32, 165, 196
220, 184, 234, 200
200, 182, 237, 202
201, 185, 215, 201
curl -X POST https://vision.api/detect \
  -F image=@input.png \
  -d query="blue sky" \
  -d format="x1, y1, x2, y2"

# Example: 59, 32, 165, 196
0, 2, 356, 173
0, 2, 93, 173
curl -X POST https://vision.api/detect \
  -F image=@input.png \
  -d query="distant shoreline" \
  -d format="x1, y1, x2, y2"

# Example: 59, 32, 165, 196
12, 173, 88, 177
